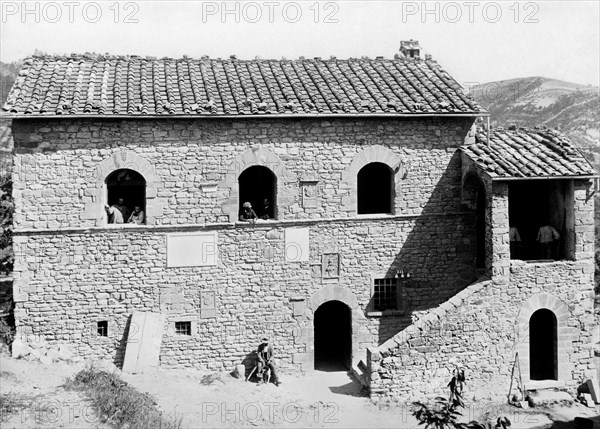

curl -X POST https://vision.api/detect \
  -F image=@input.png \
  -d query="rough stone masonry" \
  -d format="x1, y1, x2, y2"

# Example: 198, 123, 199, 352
4, 52, 597, 403
11, 117, 479, 373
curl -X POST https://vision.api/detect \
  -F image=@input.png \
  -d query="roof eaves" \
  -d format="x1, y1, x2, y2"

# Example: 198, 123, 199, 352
0, 112, 489, 120
490, 174, 600, 181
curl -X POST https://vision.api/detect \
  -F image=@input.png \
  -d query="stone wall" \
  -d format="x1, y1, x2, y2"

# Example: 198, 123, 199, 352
14, 215, 476, 371
11, 116, 480, 372
11, 117, 474, 228
368, 178, 597, 403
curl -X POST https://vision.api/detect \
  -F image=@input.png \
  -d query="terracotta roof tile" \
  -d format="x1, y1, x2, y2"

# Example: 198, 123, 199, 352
2, 54, 486, 117
461, 128, 597, 179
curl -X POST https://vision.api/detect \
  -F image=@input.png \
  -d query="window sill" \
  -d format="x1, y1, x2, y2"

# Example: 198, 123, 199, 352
167, 335, 195, 341
15, 211, 473, 235
91, 336, 112, 342
510, 258, 572, 266
366, 310, 404, 317
235, 219, 278, 226
356, 213, 395, 219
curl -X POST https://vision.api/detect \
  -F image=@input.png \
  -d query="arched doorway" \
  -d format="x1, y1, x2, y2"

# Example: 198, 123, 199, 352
357, 162, 393, 214
238, 166, 277, 219
529, 308, 558, 380
314, 301, 352, 371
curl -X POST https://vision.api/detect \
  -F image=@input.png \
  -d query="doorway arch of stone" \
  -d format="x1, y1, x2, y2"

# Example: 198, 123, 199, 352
516, 293, 571, 383
220, 148, 294, 222
294, 285, 373, 373
314, 300, 352, 370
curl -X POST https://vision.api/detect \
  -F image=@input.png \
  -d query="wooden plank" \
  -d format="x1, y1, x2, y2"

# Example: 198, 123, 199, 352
587, 378, 600, 404
137, 312, 165, 371
122, 312, 165, 374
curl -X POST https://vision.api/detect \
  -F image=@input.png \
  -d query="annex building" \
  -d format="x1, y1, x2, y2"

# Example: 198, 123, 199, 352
2, 41, 597, 401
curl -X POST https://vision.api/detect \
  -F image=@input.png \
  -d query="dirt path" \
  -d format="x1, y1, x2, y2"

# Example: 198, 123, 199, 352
0, 354, 107, 428
123, 368, 416, 428
2, 353, 598, 429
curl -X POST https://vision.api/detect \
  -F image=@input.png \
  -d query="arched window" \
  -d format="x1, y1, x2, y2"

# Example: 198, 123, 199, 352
238, 166, 276, 220
529, 308, 558, 380
106, 169, 146, 224
357, 162, 393, 214
462, 173, 487, 269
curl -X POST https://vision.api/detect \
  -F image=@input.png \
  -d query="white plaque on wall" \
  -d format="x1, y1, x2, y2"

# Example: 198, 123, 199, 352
166, 232, 218, 267
285, 228, 310, 262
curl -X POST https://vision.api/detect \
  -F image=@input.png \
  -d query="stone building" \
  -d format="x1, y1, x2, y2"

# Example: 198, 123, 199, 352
2, 43, 597, 401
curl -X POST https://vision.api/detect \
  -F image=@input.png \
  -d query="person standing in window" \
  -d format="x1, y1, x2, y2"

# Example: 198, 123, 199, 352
259, 198, 272, 220
128, 205, 145, 225
509, 225, 522, 259
113, 197, 130, 222
105, 204, 124, 224
239, 202, 257, 223
537, 224, 560, 259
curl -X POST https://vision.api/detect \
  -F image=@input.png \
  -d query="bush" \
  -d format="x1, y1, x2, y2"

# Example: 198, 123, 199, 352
0, 317, 14, 345
64, 367, 182, 429
412, 369, 499, 429
0, 393, 22, 422
0, 174, 13, 276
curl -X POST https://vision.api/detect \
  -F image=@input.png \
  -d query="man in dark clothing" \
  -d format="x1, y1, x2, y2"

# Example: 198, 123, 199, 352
113, 198, 130, 222
257, 337, 280, 386
259, 198, 272, 220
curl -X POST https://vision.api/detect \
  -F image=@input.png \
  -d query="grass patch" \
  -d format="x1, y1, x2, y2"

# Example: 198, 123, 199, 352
199, 372, 224, 385
64, 367, 182, 429
0, 392, 55, 423
0, 393, 24, 422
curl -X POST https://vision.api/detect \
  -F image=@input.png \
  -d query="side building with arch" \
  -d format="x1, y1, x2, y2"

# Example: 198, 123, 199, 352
3, 49, 597, 402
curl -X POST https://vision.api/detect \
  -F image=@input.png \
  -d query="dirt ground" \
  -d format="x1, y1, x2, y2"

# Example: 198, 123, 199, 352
1, 353, 599, 428
0, 354, 108, 428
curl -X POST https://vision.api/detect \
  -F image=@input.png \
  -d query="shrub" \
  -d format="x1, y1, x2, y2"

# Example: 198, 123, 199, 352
412, 369, 497, 429
64, 367, 182, 429
0, 317, 14, 345
0, 174, 13, 276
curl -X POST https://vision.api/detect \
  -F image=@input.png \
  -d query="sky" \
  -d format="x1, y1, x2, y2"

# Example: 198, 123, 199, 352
1, 0, 599, 86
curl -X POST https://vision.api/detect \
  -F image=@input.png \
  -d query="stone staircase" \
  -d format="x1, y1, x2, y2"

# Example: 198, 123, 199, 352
365, 276, 494, 398
352, 277, 495, 392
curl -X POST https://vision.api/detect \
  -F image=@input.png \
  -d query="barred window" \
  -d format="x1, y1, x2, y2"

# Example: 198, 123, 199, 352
373, 278, 398, 311
175, 321, 192, 336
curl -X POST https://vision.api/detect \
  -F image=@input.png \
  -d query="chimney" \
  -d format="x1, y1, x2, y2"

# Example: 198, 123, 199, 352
400, 39, 421, 59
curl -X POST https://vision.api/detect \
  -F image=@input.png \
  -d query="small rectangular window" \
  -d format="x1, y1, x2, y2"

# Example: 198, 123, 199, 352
175, 321, 192, 336
373, 278, 398, 311
97, 321, 108, 337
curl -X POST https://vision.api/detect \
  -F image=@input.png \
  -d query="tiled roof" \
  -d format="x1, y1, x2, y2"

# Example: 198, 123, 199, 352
1, 54, 486, 117
461, 128, 597, 179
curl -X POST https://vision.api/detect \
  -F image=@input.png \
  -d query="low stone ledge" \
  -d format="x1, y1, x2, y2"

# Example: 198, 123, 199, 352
13, 211, 474, 236
366, 310, 404, 317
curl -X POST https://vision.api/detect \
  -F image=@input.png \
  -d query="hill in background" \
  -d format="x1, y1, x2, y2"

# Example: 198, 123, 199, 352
471, 77, 599, 167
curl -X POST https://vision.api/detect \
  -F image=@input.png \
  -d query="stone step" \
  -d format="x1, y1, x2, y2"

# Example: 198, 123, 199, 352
527, 389, 573, 407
